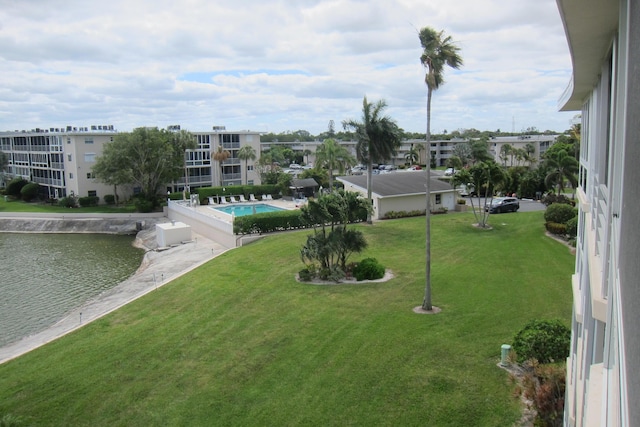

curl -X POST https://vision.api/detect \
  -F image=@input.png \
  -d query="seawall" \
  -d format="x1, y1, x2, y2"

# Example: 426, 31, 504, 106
0, 212, 166, 234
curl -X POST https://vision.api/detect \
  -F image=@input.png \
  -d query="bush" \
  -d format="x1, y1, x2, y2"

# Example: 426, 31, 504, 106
78, 196, 100, 207
104, 194, 116, 205
512, 319, 570, 364
541, 193, 574, 207
544, 203, 577, 224
233, 210, 306, 234
135, 198, 154, 213
20, 182, 40, 202
353, 258, 385, 281
58, 196, 77, 208
565, 216, 578, 238
545, 222, 567, 236
6, 178, 28, 198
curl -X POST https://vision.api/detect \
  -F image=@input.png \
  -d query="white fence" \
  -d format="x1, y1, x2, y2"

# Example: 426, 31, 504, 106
167, 200, 238, 249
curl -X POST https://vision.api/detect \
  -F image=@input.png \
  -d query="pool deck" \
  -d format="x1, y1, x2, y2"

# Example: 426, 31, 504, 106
196, 197, 307, 222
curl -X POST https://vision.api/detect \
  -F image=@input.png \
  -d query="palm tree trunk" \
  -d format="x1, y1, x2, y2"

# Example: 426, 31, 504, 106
423, 87, 433, 311
366, 157, 373, 224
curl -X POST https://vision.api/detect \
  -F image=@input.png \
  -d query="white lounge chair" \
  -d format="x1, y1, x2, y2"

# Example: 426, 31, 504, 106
261, 194, 268, 201
208, 196, 216, 205
220, 196, 228, 204
266, 194, 273, 201
249, 194, 257, 202
230, 196, 238, 203
239, 195, 247, 202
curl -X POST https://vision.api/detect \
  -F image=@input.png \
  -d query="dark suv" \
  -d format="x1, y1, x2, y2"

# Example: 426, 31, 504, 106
485, 197, 519, 213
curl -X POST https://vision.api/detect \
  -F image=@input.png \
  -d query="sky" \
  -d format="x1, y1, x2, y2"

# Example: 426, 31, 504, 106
0, 0, 578, 136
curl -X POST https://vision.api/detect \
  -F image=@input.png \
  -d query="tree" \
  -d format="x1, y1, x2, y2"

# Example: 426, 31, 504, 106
237, 145, 257, 185
172, 130, 197, 193
404, 144, 421, 165
499, 144, 513, 166
455, 161, 506, 228
93, 127, 188, 207
0, 151, 8, 187
452, 142, 472, 167
419, 26, 463, 311
544, 149, 578, 196
342, 96, 402, 224
213, 145, 231, 186
314, 138, 355, 191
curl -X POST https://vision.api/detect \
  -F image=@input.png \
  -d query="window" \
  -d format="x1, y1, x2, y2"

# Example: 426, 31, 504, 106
84, 138, 94, 144
84, 153, 96, 162
86, 172, 95, 179
69, 173, 74, 179
88, 190, 97, 197
435, 194, 442, 204
248, 165, 254, 171
67, 154, 72, 161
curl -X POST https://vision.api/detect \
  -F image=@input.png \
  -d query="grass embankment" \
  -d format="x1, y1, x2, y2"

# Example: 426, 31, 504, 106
0, 212, 574, 426
0, 198, 137, 214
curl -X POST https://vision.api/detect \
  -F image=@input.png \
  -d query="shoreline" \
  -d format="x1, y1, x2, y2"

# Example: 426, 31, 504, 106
0, 223, 228, 365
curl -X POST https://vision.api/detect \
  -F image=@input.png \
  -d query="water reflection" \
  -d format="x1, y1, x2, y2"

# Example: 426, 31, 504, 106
0, 233, 144, 347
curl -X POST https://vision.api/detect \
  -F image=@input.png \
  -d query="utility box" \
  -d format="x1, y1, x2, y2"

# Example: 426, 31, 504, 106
156, 221, 191, 247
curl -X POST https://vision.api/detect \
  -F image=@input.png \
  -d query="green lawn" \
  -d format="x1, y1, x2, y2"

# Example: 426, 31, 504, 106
0, 197, 137, 214
0, 212, 574, 426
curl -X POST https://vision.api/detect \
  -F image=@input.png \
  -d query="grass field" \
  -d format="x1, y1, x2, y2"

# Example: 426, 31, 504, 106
0, 211, 574, 426
0, 197, 137, 214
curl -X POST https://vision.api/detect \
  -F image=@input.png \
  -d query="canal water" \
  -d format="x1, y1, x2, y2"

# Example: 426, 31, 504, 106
0, 233, 144, 348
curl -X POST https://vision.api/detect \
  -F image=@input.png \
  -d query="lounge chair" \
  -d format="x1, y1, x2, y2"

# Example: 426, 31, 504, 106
249, 194, 257, 202
266, 194, 273, 201
239, 195, 247, 202
208, 196, 216, 205
261, 194, 268, 201
220, 196, 228, 204
230, 196, 238, 203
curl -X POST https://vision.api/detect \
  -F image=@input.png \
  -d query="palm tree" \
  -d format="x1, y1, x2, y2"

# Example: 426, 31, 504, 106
404, 144, 421, 165
314, 138, 355, 191
172, 130, 196, 196
544, 149, 578, 196
213, 145, 230, 186
342, 97, 402, 224
419, 26, 463, 311
237, 145, 257, 185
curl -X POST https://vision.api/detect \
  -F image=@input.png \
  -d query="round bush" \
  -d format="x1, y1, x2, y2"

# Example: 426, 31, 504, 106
565, 216, 578, 238
20, 182, 40, 201
512, 319, 570, 363
544, 203, 577, 224
6, 178, 28, 197
353, 258, 385, 281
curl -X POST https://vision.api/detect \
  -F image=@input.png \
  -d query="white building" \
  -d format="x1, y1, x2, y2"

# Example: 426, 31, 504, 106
0, 126, 262, 202
556, 0, 639, 425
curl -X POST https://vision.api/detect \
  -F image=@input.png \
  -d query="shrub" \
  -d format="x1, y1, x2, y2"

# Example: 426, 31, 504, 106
545, 222, 567, 236
58, 196, 77, 208
234, 210, 306, 234
544, 203, 577, 224
565, 216, 578, 238
512, 319, 570, 364
78, 196, 100, 207
135, 198, 154, 213
104, 194, 116, 205
353, 258, 385, 281
6, 178, 28, 198
20, 182, 40, 202
541, 193, 574, 207
517, 361, 566, 427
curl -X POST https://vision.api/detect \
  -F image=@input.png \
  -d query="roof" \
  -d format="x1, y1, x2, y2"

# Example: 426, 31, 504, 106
556, 0, 618, 111
291, 178, 319, 188
338, 171, 454, 198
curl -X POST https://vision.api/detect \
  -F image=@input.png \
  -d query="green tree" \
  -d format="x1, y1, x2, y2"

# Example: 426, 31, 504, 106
92, 127, 188, 208
0, 151, 8, 186
342, 96, 402, 224
499, 144, 513, 166
419, 26, 463, 311
237, 145, 257, 185
452, 142, 472, 167
404, 144, 421, 165
213, 146, 231, 186
314, 138, 355, 191
172, 130, 197, 192
543, 149, 578, 196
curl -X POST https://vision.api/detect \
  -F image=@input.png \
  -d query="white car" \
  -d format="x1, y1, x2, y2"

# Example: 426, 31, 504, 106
444, 167, 455, 176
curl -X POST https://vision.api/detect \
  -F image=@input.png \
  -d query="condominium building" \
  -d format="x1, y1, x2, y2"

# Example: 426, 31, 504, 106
556, 0, 639, 425
0, 125, 262, 202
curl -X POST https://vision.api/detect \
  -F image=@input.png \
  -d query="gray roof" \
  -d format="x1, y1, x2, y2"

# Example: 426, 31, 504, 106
338, 172, 454, 197
291, 178, 319, 188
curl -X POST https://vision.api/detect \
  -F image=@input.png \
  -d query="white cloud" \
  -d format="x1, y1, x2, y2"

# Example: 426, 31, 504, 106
0, 0, 575, 135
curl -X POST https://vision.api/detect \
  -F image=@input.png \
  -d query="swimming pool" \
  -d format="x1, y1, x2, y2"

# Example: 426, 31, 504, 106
210, 203, 285, 217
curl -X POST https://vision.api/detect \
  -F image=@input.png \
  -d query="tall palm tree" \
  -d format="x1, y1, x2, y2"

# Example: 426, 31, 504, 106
544, 149, 578, 196
172, 130, 196, 196
342, 97, 402, 224
213, 145, 230, 187
314, 138, 355, 191
419, 26, 463, 311
404, 144, 421, 165
237, 145, 257, 185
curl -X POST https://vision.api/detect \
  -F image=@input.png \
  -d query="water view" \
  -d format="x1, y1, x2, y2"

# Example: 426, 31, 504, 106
0, 233, 144, 348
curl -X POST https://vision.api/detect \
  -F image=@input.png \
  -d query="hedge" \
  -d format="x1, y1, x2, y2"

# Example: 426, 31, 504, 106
233, 210, 307, 234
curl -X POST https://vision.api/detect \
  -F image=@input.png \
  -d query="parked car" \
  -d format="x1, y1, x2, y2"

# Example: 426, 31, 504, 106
485, 197, 520, 213
444, 167, 455, 176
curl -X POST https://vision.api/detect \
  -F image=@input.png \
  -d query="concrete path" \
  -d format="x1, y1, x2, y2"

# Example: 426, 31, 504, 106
0, 224, 228, 365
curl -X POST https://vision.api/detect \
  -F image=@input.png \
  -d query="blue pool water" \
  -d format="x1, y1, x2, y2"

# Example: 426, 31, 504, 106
211, 203, 285, 217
